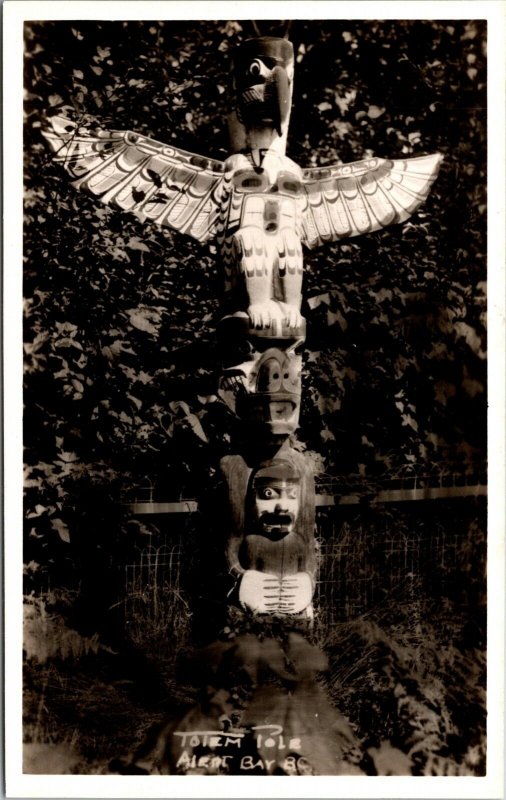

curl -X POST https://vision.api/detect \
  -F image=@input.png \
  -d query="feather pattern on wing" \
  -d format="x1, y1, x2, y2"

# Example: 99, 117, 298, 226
42, 115, 226, 243
300, 154, 443, 249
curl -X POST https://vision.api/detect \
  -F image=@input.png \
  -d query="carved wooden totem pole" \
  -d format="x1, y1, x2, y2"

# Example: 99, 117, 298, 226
44, 34, 442, 775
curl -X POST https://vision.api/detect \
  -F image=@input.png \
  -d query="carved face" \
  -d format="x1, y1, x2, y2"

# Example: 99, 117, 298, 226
250, 463, 301, 539
232, 37, 294, 136
236, 347, 302, 435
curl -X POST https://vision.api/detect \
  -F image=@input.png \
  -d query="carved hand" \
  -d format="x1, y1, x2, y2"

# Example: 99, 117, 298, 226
239, 569, 313, 615
239, 569, 281, 613
278, 301, 303, 329
247, 301, 282, 329
279, 572, 314, 614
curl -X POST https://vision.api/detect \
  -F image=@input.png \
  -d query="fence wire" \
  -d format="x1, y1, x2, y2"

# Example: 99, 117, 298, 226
123, 539, 191, 655
121, 500, 485, 648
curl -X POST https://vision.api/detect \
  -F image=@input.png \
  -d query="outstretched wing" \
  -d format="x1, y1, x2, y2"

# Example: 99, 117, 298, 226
300, 153, 443, 249
42, 115, 226, 243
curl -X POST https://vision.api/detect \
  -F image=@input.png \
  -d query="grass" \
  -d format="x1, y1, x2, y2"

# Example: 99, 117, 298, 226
23, 502, 486, 775
23, 588, 193, 772
321, 583, 486, 775
23, 578, 486, 775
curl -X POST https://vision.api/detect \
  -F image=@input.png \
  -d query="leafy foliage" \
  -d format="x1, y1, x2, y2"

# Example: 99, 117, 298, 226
23, 19, 487, 772
24, 563, 486, 775
25, 20, 486, 539
325, 607, 486, 775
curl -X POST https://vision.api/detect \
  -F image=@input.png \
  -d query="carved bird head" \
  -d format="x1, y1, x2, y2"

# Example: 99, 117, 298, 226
229, 37, 294, 155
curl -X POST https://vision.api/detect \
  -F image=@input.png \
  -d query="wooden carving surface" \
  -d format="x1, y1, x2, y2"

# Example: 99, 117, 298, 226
301, 154, 443, 248
218, 151, 305, 330
42, 116, 225, 243
219, 344, 302, 435
220, 450, 316, 617
43, 115, 442, 331
228, 36, 295, 154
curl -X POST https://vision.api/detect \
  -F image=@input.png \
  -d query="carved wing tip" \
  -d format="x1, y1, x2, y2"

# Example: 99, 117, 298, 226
414, 151, 444, 176
428, 151, 444, 169
300, 148, 446, 248
43, 113, 76, 132
40, 112, 225, 242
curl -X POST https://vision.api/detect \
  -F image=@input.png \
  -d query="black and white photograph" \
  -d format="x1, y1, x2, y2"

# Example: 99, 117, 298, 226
4, 1, 505, 796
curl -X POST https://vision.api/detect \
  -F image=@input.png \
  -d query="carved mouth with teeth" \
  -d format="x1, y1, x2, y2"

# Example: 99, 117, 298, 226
240, 394, 299, 434
268, 400, 296, 420
258, 513, 294, 539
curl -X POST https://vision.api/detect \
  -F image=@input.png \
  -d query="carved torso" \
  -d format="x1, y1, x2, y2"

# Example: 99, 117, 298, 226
218, 152, 305, 329
239, 529, 311, 576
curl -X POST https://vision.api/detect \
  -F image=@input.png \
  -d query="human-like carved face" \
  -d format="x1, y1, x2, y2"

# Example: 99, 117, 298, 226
251, 468, 301, 539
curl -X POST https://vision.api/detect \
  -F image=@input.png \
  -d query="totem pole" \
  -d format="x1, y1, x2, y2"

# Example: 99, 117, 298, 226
43, 34, 442, 775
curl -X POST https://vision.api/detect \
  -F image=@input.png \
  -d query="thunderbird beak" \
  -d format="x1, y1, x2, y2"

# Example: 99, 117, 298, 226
267, 65, 290, 137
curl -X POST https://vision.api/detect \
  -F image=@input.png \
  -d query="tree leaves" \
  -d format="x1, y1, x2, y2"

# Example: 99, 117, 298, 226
126, 306, 163, 335
368, 741, 413, 775
51, 518, 71, 543
24, 19, 486, 575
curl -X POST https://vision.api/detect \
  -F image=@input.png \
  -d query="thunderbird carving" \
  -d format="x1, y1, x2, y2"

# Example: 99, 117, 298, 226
43, 37, 442, 334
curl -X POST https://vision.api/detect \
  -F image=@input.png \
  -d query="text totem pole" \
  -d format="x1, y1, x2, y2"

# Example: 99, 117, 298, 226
44, 35, 441, 775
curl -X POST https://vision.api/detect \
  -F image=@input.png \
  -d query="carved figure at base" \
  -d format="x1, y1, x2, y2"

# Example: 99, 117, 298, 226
222, 450, 316, 617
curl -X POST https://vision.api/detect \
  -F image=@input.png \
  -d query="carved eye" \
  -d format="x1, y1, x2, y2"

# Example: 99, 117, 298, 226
278, 173, 302, 195
279, 178, 301, 194
249, 59, 263, 76
233, 169, 269, 193
257, 356, 282, 393
259, 487, 277, 500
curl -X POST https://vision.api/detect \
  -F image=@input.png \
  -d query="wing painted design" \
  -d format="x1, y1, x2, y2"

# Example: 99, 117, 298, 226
300, 153, 443, 249
42, 115, 226, 243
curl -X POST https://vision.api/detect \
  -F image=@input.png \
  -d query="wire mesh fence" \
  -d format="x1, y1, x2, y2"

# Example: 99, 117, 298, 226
120, 498, 485, 649
123, 539, 191, 657
314, 517, 462, 630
